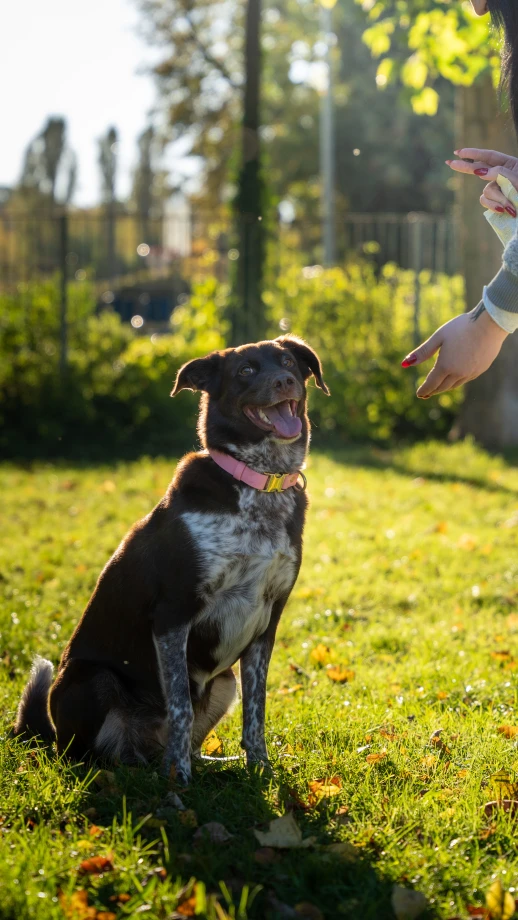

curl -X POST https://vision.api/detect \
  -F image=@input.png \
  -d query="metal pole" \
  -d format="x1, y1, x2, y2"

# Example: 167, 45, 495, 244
320, 4, 336, 266
59, 211, 68, 379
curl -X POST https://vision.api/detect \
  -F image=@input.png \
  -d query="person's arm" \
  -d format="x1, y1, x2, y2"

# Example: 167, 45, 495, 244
401, 149, 517, 397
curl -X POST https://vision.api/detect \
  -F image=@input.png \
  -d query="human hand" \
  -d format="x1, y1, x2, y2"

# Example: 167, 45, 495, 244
447, 148, 518, 217
401, 307, 508, 398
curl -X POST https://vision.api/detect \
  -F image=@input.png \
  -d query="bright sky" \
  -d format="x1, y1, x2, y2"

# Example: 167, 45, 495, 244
0, 0, 165, 206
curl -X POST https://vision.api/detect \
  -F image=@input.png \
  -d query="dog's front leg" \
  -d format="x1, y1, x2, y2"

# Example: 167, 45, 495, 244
241, 597, 286, 765
154, 623, 193, 785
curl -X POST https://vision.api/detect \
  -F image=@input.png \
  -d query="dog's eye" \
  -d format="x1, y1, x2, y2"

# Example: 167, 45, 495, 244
281, 355, 294, 368
239, 364, 255, 377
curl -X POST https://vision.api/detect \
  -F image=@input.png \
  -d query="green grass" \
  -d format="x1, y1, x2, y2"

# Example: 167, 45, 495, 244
2, 440, 518, 919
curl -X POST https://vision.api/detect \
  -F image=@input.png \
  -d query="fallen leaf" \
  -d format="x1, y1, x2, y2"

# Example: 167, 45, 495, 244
179, 809, 198, 828
437, 691, 449, 700
203, 732, 223, 756
421, 755, 437, 769
278, 684, 304, 695
489, 771, 518, 801
176, 896, 196, 917
366, 750, 387, 765
486, 879, 515, 920
254, 812, 316, 849
109, 894, 131, 904
307, 776, 342, 805
78, 854, 114, 875
434, 521, 448, 533
497, 726, 518, 739
101, 480, 116, 493
380, 728, 399, 741
324, 841, 359, 861
327, 666, 355, 683
310, 644, 333, 665
88, 825, 102, 838
193, 822, 233, 845
96, 914, 116, 920
491, 651, 513, 662
391, 885, 428, 920
59, 889, 97, 919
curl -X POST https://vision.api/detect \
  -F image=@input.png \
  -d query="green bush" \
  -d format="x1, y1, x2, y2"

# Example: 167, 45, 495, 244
264, 260, 464, 442
0, 261, 463, 457
0, 277, 227, 457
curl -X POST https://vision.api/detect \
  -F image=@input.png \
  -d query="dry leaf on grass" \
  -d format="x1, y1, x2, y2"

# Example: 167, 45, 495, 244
176, 895, 197, 917
491, 651, 513, 662
486, 879, 515, 920
59, 890, 115, 920
324, 841, 359, 861
193, 822, 233, 845
327, 666, 355, 683
489, 771, 518, 801
307, 776, 342, 805
497, 726, 518, 739
254, 812, 316, 849
366, 750, 387, 765
179, 809, 198, 828
391, 885, 428, 920
310, 644, 333, 665
203, 732, 223, 756
78, 854, 114, 875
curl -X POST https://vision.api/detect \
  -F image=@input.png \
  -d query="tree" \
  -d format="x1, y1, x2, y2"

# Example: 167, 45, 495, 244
19, 117, 77, 207
98, 127, 118, 278
131, 126, 169, 246
355, 0, 518, 447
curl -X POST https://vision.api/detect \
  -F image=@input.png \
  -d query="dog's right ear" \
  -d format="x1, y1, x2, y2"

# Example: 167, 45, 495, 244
171, 353, 224, 397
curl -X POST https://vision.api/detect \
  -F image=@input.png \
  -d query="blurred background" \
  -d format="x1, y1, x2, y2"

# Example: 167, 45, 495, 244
1, 0, 515, 458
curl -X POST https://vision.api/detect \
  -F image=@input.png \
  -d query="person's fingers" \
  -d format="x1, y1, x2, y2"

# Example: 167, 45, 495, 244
401, 328, 443, 368
416, 364, 448, 399
485, 166, 518, 197
480, 180, 512, 212
453, 148, 517, 168
430, 375, 462, 396
446, 158, 495, 176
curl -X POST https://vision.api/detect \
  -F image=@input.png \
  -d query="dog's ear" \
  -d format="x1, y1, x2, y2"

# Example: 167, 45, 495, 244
275, 336, 330, 395
171, 352, 224, 397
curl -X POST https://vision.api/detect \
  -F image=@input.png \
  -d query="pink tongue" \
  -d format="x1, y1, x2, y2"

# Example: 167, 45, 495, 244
263, 401, 302, 439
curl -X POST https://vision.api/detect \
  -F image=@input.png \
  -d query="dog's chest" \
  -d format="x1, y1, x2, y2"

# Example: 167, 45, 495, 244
182, 489, 298, 676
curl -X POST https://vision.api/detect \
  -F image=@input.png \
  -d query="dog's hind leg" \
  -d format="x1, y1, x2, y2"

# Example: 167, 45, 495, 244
191, 669, 237, 757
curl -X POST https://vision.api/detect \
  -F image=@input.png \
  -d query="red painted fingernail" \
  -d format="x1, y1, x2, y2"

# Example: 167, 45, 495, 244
454, 150, 460, 155
474, 168, 489, 176
496, 206, 505, 213
445, 160, 452, 165
506, 206, 517, 217
402, 356, 417, 368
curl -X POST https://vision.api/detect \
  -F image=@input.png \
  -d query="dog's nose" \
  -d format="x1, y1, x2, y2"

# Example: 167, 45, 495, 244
273, 373, 296, 393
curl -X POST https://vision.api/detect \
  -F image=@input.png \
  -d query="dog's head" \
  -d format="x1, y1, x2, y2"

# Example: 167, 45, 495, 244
172, 336, 329, 469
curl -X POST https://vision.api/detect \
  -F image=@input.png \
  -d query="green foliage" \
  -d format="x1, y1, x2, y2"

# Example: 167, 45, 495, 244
0, 277, 227, 457
265, 259, 464, 442
2, 444, 518, 916
0, 264, 463, 455
358, 0, 499, 114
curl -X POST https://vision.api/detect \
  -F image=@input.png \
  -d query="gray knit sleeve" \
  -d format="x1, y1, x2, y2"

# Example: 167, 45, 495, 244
483, 225, 518, 331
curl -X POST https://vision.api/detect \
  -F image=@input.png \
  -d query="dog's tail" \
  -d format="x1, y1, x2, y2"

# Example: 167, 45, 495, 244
13, 656, 56, 742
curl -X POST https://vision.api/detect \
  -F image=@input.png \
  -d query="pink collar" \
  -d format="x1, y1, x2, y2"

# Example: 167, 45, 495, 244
208, 449, 306, 493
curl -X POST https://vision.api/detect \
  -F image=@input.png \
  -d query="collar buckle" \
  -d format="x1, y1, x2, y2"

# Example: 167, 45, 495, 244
261, 472, 287, 493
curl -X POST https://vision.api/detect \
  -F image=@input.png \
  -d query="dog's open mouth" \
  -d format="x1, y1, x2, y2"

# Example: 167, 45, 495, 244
244, 399, 302, 440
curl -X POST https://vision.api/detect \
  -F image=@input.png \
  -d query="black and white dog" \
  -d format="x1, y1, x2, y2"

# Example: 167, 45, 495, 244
14, 336, 328, 784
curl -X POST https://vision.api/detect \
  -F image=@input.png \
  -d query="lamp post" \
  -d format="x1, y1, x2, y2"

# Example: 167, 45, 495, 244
319, 0, 337, 266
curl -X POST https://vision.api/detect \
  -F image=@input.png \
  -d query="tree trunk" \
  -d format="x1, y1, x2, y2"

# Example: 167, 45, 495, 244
231, 0, 265, 345
457, 75, 518, 447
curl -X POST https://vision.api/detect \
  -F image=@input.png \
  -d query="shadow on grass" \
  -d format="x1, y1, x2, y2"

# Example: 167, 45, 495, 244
62, 756, 399, 920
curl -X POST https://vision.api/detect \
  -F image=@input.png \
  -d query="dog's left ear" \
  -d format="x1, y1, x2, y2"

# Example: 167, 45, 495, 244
171, 352, 224, 397
276, 336, 330, 395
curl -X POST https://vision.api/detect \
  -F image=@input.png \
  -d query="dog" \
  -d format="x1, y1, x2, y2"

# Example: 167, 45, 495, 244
14, 335, 328, 784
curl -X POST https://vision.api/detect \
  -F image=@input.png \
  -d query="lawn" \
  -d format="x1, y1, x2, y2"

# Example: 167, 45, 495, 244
2, 440, 518, 920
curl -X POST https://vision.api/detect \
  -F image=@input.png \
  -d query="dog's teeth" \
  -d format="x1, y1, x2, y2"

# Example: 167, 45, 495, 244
258, 409, 269, 423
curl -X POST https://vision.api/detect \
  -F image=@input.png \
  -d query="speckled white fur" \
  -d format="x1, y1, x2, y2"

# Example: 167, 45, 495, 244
183, 483, 298, 687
